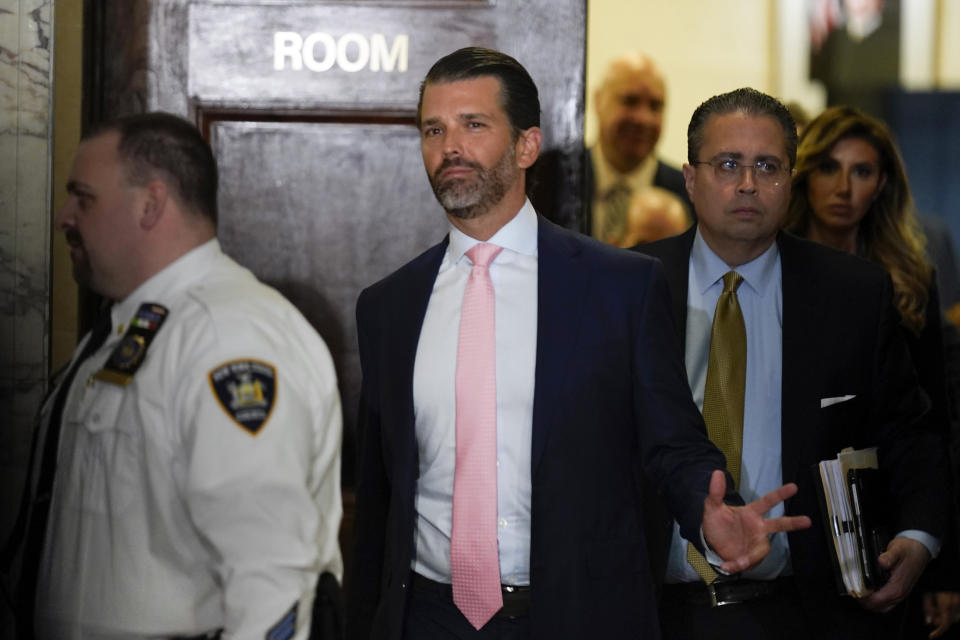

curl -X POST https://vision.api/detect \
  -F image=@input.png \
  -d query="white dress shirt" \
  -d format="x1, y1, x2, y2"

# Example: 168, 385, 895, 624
666, 229, 788, 582
412, 199, 539, 586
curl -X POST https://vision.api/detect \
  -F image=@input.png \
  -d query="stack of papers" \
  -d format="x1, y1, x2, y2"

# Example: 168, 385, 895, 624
816, 447, 889, 597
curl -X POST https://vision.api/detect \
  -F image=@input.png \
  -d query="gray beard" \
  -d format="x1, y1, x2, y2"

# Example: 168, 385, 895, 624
430, 146, 518, 219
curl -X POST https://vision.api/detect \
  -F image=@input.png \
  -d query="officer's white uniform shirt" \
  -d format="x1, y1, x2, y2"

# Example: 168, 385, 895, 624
33, 239, 342, 640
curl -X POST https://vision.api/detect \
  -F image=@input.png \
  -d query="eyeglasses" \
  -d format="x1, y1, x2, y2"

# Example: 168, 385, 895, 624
692, 157, 791, 187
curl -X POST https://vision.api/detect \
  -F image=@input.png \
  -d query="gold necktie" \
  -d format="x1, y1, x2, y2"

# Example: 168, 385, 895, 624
687, 271, 747, 583
602, 181, 631, 243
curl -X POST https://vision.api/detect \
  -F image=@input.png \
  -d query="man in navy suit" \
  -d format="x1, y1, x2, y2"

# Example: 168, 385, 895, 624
634, 88, 949, 639
347, 48, 810, 640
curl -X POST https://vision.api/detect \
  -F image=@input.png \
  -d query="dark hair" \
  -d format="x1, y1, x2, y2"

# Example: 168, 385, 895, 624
687, 88, 798, 168
416, 47, 541, 137
86, 112, 218, 224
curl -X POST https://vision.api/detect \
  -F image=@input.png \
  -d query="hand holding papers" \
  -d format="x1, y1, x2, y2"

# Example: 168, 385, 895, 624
815, 447, 891, 598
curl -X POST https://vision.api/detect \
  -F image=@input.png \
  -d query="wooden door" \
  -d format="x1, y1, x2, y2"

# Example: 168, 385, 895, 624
91, 0, 586, 494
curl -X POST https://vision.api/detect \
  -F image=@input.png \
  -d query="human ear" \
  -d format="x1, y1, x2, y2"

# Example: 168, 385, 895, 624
682, 163, 696, 201
140, 179, 169, 230
515, 126, 542, 170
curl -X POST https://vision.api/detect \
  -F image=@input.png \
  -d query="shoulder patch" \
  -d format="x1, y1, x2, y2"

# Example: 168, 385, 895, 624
266, 601, 297, 640
208, 359, 277, 435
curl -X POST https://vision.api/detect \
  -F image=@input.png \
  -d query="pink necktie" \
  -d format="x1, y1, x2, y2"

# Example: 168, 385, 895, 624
451, 242, 504, 630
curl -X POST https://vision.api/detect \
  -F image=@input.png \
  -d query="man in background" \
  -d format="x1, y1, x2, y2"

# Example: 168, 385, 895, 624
4, 112, 343, 640
586, 52, 691, 244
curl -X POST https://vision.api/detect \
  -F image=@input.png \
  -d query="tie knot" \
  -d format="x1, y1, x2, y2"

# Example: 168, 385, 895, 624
722, 271, 743, 294
466, 243, 503, 268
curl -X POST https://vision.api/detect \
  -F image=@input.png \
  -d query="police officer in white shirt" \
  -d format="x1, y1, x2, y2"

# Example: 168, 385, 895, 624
7, 112, 342, 640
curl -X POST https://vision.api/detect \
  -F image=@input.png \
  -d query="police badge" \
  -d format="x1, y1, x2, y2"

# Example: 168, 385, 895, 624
94, 303, 169, 386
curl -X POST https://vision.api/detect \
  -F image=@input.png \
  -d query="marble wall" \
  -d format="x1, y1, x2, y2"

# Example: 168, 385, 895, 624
0, 0, 53, 570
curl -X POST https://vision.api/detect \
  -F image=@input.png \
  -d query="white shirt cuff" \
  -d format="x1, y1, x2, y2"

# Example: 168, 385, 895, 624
699, 527, 734, 576
897, 530, 940, 558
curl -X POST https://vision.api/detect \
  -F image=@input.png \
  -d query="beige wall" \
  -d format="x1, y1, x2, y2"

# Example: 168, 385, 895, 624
940, 0, 960, 85
586, 0, 778, 169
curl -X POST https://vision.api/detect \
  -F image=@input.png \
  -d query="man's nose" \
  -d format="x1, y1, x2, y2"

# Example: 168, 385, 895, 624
441, 128, 464, 156
737, 165, 759, 193
54, 199, 74, 231
628, 103, 659, 125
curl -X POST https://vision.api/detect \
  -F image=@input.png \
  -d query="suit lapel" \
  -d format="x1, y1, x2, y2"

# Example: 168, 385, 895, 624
637, 226, 695, 342
531, 218, 589, 472
662, 228, 695, 344
777, 232, 820, 488
387, 238, 448, 465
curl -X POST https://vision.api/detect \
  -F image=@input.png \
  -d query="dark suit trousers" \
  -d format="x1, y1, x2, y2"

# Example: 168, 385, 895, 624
659, 580, 810, 640
402, 577, 529, 640
659, 580, 906, 640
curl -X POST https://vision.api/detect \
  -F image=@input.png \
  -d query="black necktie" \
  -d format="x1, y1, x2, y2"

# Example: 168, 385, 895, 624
7, 309, 112, 635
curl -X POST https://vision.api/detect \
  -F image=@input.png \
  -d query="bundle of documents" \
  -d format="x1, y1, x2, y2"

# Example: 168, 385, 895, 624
815, 447, 891, 597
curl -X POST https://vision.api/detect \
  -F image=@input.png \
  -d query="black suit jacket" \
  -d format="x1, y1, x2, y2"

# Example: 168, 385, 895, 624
348, 216, 731, 640
634, 227, 949, 629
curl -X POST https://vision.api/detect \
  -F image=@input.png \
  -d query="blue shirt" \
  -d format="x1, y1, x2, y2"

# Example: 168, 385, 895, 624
666, 229, 788, 582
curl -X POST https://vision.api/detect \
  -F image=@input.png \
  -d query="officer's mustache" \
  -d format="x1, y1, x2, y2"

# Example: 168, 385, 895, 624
65, 229, 84, 248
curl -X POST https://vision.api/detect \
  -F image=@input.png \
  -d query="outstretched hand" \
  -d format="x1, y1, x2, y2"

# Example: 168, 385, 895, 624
702, 470, 812, 574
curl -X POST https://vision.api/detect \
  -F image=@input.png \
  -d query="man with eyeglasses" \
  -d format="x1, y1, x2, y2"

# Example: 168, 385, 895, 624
633, 88, 948, 639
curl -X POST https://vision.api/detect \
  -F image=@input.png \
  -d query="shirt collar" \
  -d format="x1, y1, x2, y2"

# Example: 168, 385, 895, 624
111, 238, 222, 333
690, 227, 779, 298
592, 145, 659, 196
448, 198, 539, 262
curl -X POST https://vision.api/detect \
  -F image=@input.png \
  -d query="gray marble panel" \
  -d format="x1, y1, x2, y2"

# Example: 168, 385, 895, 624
0, 0, 52, 567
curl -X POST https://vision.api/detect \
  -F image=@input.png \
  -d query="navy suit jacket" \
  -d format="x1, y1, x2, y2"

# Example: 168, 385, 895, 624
635, 227, 949, 629
348, 215, 731, 640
